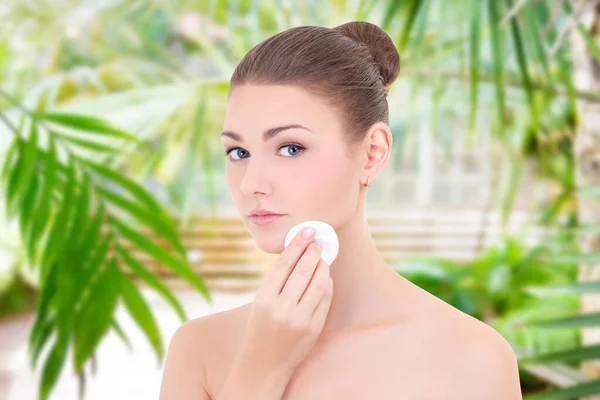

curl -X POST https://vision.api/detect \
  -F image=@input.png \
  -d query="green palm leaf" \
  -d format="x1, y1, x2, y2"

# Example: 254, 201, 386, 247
118, 268, 164, 364
524, 380, 600, 400
520, 343, 600, 365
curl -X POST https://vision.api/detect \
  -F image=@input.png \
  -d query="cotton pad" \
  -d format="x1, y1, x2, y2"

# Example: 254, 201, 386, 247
284, 220, 339, 265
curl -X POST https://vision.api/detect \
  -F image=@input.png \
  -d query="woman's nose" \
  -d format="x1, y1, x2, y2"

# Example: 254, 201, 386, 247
240, 159, 271, 196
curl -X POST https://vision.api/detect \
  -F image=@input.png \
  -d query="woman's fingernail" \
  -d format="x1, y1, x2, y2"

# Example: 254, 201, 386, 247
302, 227, 314, 238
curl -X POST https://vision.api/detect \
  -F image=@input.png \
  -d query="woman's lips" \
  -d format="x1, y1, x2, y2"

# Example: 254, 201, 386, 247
249, 214, 285, 226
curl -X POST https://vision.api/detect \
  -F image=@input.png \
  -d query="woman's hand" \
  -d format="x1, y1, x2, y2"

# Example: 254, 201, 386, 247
235, 227, 333, 376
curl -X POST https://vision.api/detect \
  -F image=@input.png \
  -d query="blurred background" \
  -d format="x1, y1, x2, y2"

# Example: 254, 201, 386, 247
0, 0, 599, 399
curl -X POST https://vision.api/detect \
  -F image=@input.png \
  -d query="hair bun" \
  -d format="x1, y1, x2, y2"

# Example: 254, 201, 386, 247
334, 21, 400, 88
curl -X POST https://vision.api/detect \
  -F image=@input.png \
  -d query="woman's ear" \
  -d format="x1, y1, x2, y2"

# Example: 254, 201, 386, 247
362, 122, 392, 180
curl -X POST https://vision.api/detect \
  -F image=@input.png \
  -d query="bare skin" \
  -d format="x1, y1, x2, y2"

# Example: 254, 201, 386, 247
159, 84, 523, 399
161, 274, 522, 400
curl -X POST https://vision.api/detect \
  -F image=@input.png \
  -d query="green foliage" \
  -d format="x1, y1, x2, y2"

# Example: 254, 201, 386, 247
515, 188, 600, 399
0, 108, 212, 400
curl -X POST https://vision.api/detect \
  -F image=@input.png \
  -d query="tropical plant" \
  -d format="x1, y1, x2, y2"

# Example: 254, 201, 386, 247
510, 186, 600, 400
0, 101, 212, 400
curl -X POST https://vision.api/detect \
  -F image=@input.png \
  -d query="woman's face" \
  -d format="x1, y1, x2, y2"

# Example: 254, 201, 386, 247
221, 84, 365, 254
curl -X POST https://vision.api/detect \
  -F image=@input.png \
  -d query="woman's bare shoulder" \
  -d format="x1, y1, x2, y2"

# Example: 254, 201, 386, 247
438, 309, 522, 398
171, 301, 253, 355
160, 302, 253, 399
180, 302, 252, 335
411, 287, 522, 398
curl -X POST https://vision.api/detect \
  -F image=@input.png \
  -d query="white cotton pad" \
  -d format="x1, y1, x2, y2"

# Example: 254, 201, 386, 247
284, 221, 339, 265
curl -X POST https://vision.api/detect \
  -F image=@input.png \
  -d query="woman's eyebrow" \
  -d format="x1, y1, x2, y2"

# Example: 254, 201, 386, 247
221, 124, 314, 143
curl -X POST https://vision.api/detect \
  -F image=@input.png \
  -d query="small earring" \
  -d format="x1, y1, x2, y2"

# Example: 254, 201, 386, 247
364, 177, 372, 187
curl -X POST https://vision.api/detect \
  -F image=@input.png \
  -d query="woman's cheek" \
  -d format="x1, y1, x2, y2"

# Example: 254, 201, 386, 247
303, 159, 333, 189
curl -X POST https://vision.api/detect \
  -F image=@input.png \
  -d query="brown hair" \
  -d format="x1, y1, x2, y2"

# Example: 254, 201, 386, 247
229, 21, 400, 151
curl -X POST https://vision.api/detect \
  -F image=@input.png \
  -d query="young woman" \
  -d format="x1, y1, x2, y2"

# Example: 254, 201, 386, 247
159, 21, 523, 400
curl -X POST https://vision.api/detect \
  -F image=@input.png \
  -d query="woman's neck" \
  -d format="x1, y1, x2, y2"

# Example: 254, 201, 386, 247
319, 211, 411, 337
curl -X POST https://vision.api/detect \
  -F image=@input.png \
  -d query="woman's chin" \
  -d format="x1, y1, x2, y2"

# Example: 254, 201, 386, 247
245, 216, 293, 254
253, 236, 285, 254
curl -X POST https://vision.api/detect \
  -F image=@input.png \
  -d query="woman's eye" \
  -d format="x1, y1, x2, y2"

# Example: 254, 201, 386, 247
225, 148, 249, 162
224, 144, 305, 162
279, 144, 304, 157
